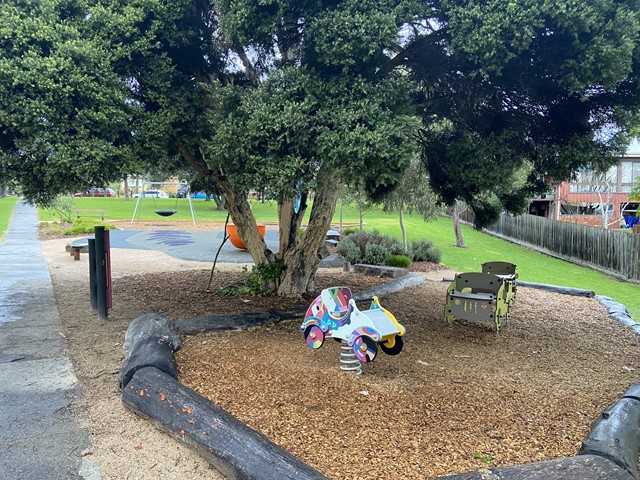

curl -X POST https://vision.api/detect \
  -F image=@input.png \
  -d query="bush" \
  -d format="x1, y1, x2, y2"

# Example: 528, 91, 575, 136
385, 254, 412, 268
336, 238, 361, 264
363, 243, 390, 266
63, 220, 116, 235
409, 239, 442, 263
342, 227, 359, 236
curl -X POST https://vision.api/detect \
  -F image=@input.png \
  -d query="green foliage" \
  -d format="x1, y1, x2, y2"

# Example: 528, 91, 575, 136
363, 243, 390, 265
336, 238, 361, 264
63, 219, 117, 235
409, 240, 442, 263
342, 227, 359, 236
385, 254, 412, 268
473, 453, 494, 464
337, 229, 404, 264
218, 262, 283, 297
50, 196, 76, 223
39, 222, 65, 237
0, 196, 17, 241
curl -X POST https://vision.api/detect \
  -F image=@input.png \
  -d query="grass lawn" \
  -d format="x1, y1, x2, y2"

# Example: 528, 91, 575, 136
38, 196, 282, 224
39, 197, 640, 319
0, 196, 18, 242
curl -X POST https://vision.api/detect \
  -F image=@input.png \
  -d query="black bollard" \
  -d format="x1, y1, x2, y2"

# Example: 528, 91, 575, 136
94, 226, 108, 319
88, 238, 97, 312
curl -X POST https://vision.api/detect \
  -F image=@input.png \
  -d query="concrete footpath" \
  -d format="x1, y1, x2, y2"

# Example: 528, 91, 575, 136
0, 201, 99, 479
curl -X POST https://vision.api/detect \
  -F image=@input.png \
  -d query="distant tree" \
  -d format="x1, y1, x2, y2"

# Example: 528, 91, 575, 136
382, 159, 441, 251
394, 0, 640, 227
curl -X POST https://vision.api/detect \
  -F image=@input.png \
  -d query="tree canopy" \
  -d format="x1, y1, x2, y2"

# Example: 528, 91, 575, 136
2, 0, 640, 293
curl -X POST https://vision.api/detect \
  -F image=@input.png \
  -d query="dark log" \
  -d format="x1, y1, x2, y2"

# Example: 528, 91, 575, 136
434, 455, 634, 480
172, 308, 305, 335
119, 336, 177, 389
515, 280, 595, 297
579, 384, 640, 477
122, 367, 328, 480
124, 313, 181, 351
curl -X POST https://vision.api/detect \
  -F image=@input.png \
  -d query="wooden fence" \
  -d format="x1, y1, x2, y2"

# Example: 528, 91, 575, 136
484, 214, 640, 281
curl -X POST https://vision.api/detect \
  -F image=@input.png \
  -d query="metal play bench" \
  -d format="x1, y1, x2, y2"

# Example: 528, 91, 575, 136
481, 261, 517, 305
445, 272, 511, 331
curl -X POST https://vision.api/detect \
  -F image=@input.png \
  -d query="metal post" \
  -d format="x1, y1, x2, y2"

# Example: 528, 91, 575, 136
88, 238, 97, 312
94, 226, 108, 319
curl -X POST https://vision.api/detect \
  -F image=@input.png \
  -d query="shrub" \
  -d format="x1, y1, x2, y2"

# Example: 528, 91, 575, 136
40, 222, 65, 236
63, 220, 116, 235
218, 263, 283, 297
342, 227, 359, 236
409, 239, 442, 263
385, 254, 412, 268
363, 243, 390, 265
336, 238, 361, 264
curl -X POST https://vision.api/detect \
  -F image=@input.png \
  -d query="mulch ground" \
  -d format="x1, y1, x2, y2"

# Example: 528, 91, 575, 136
160, 270, 639, 480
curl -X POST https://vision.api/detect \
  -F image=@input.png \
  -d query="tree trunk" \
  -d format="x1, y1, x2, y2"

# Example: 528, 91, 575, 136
277, 165, 340, 296
399, 204, 407, 251
124, 177, 129, 201
212, 174, 274, 268
451, 205, 466, 248
212, 194, 225, 210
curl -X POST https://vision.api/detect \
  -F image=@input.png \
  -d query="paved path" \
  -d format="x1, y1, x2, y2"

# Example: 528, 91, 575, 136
0, 201, 99, 479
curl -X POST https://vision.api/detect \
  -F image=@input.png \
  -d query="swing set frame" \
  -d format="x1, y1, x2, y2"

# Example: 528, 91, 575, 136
130, 180, 196, 225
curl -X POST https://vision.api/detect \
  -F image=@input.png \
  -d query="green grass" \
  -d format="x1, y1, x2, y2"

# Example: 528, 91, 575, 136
0, 196, 19, 242
38, 196, 285, 224
334, 207, 640, 320
38, 197, 640, 319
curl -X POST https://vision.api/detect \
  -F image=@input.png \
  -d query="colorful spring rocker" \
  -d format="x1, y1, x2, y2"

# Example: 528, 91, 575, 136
300, 287, 405, 372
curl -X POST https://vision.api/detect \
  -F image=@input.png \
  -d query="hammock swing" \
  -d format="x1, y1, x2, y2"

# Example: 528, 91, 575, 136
130, 180, 196, 225
153, 194, 179, 217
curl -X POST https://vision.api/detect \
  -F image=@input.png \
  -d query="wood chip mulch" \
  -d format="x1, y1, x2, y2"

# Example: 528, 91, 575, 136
163, 272, 640, 480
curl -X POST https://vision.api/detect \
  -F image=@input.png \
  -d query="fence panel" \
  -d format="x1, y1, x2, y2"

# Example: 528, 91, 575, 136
485, 214, 640, 281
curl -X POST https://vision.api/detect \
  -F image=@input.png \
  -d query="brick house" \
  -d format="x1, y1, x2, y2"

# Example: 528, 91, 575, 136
529, 141, 640, 229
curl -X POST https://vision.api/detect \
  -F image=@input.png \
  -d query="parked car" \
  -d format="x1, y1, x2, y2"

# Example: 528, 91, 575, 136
133, 189, 168, 198
176, 186, 189, 198
74, 188, 116, 197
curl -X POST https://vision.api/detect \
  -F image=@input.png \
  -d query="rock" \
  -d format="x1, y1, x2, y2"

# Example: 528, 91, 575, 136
319, 255, 345, 268
354, 263, 408, 278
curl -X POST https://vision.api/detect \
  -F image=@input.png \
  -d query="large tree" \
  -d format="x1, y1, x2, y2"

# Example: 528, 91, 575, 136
3, 0, 640, 294
395, 0, 640, 227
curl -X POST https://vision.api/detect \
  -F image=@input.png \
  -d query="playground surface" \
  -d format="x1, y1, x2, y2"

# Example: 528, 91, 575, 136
37, 220, 640, 479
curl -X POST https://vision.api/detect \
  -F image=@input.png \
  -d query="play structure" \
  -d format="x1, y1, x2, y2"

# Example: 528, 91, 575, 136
226, 224, 266, 250
130, 180, 196, 225
300, 287, 405, 372
481, 260, 518, 304
445, 262, 517, 331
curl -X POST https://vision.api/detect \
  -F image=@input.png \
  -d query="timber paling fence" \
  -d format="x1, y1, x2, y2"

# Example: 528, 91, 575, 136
484, 214, 640, 282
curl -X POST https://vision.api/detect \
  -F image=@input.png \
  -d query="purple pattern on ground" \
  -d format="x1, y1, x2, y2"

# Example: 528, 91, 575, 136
147, 230, 195, 247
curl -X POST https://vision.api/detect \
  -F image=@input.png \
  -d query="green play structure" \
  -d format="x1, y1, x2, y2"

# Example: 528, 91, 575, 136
445, 262, 517, 331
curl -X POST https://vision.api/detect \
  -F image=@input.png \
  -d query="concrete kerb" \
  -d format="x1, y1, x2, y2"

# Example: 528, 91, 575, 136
119, 274, 426, 479
120, 273, 640, 479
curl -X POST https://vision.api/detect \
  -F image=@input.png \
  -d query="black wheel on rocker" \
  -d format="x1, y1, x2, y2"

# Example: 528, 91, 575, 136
380, 335, 404, 356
